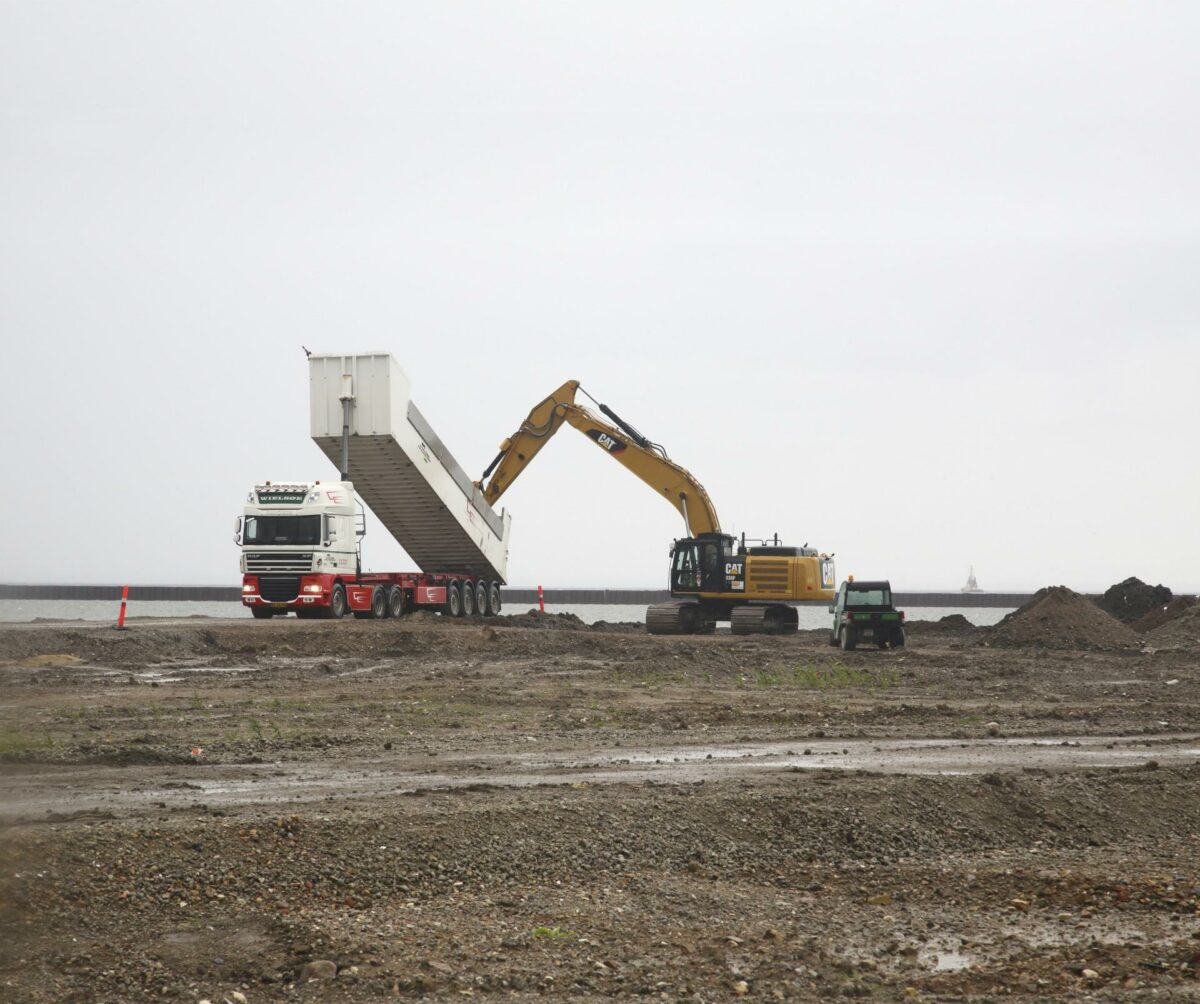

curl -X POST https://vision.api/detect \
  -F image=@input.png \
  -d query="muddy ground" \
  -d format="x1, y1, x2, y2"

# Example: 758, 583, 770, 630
1, 612, 1198, 1003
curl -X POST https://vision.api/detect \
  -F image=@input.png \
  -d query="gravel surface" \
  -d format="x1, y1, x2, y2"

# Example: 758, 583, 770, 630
1, 613, 1199, 1002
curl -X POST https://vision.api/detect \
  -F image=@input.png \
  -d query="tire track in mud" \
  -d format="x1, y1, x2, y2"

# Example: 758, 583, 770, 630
2, 733, 1196, 823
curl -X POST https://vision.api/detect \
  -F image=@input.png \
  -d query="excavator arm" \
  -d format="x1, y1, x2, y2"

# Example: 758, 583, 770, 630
478, 381, 721, 536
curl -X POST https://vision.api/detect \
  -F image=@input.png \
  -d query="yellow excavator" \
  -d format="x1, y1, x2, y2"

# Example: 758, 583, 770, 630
478, 381, 836, 635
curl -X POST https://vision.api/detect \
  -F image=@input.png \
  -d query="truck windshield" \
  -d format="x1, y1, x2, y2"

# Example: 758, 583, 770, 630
846, 588, 890, 607
244, 515, 321, 546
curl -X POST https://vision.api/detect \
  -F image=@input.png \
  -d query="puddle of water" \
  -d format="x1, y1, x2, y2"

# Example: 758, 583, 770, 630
932, 950, 973, 972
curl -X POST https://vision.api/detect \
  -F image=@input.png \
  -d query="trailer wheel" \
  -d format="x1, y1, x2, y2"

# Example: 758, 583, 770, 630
328, 583, 347, 620
475, 580, 487, 617
488, 581, 502, 616
250, 607, 274, 620
461, 579, 476, 616
370, 586, 387, 619
444, 583, 462, 618
386, 586, 404, 618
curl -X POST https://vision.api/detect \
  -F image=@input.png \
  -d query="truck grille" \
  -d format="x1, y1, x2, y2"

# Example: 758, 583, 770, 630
245, 552, 313, 573
259, 576, 301, 602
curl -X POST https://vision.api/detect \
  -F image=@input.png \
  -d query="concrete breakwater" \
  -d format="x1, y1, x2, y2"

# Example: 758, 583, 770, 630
0, 582, 1032, 607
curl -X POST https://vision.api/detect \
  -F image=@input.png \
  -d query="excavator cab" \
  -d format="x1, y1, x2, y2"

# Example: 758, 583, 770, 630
670, 533, 735, 595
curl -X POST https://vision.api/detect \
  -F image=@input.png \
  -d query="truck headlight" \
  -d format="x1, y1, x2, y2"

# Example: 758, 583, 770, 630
242, 584, 255, 593
303, 584, 323, 594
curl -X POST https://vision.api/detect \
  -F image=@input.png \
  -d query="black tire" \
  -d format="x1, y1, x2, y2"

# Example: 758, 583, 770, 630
894, 629, 906, 649
250, 607, 274, 620
828, 631, 839, 647
328, 583, 347, 620
371, 586, 387, 619
296, 608, 318, 620
475, 580, 487, 617
444, 583, 462, 618
839, 626, 857, 651
877, 639, 888, 650
461, 579, 476, 616
386, 586, 404, 618
488, 582, 502, 615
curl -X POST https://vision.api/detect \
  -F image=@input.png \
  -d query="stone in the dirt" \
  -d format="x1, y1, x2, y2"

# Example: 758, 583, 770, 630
300, 960, 337, 981
732, 980, 749, 995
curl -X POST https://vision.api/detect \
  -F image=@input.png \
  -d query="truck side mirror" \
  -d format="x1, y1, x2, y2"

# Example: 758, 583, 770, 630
233, 517, 242, 546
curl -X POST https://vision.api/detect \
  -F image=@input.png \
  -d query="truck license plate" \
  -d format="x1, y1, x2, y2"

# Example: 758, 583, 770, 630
272, 602, 287, 609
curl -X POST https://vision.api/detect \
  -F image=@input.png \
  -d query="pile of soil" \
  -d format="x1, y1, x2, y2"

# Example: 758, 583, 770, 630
988, 586, 1139, 650
1146, 603, 1200, 648
906, 613, 976, 635
1133, 595, 1196, 634
1095, 576, 1173, 625
493, 610, 589, 630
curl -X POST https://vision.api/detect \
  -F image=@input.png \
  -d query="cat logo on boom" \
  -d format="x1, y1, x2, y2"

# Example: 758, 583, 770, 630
586, 429, 627, 454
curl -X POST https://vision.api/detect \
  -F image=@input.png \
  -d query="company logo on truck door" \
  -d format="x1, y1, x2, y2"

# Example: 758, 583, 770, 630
585, 429, 626, 453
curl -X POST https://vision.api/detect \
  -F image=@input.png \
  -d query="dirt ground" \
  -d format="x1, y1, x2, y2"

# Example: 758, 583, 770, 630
1, 610, 1199, 1003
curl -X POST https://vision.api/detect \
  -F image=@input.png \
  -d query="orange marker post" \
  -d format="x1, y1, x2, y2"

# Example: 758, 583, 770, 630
115, 584, 129, 630
537, 584, 545, 613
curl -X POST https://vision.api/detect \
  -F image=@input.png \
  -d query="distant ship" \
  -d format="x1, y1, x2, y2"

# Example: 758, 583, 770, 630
961, 566, 983, 593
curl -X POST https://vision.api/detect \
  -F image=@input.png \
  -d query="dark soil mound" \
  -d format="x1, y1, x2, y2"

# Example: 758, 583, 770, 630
1132, 595, 1196, 634
1147, 603, 1200, 648
589, 620, 644, 634
495, 610, 589, 631
988, 586, 1138, 650
1095, 577, 1173, 625
906, 613, 976, 634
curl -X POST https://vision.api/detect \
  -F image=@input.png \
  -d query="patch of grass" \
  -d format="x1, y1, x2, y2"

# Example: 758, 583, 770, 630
754, 662, 898, 690
532, 925, 575, 941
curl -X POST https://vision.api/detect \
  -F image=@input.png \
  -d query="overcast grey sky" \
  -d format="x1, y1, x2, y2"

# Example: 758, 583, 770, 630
2, 2, 1197, 592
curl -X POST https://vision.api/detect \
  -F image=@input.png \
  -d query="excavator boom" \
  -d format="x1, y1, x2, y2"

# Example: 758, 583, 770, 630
479, 382, 721, 536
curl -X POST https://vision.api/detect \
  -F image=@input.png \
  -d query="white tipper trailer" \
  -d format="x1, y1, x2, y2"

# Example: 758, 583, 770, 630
238, 353, 511, 620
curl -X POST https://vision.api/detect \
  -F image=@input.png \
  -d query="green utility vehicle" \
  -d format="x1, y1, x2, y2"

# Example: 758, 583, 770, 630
828, 579, 905, 650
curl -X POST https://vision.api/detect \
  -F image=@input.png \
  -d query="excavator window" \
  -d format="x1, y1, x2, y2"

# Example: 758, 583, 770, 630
700, 542, 722, 590
672, 543, 700, 591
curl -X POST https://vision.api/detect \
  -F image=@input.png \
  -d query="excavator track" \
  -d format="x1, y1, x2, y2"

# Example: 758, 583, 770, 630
646, 601, 712, 635
730, 604, 799, 636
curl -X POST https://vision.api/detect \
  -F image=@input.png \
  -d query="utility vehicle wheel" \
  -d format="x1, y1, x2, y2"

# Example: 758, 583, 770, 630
328, 583, 347, 620
461, 579, 476, 616
877, 639, 888, 650
475, 580, 488, 617
386, 586, 404, 618
444, 583, 462, 618
894, 630, 906, 649
828, 631, 839, 647
250, 607, 274, 619
839, 626, 857, 651
488, 582, 502, 615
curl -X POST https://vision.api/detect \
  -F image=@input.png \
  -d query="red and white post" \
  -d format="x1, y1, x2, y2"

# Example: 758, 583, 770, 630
537, 584, 545, 613
115, 584, 129, 630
